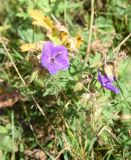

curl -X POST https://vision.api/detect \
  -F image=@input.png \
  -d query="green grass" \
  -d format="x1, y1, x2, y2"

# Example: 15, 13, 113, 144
0, 0, 131, 159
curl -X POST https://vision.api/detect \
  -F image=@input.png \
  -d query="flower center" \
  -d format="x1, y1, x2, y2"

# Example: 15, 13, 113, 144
50, 58, 55, 63
49, 52, 62, 63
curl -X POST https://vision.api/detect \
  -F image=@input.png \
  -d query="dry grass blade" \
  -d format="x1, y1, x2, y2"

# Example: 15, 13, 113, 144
85, 0, 95, 62
114, 33, 131, 53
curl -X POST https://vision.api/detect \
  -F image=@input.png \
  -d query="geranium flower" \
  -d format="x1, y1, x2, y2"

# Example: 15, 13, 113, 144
98, 70, 120, 94
41, 41, 69, 74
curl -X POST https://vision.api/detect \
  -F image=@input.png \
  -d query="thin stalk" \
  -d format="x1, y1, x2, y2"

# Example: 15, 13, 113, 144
114, 33, 131, 54
11, 111, 15, 160
64, 0, 67, 26
85, 0, 95, 62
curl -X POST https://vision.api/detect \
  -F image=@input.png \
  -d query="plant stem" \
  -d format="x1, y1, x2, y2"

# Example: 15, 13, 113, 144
85, 0, 95, 62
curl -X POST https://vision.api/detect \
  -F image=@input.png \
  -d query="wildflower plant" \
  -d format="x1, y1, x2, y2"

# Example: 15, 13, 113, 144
41, 41, 69, 74
98, 70, 120, 94
0, 0, 131, 159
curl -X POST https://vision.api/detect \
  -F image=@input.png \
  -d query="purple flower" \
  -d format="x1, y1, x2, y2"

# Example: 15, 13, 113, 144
41, 41, 69, 74
98, 70, 120, 94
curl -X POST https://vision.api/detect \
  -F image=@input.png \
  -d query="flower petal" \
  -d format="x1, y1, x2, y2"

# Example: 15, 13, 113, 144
53, 45, 68, 57
52, 45, 69, 71
98, 70, 110, 85
41, 41, 53, 67
55, 56, 69, 69
41, 42, 69, 74
98, 70, 120, 94
46, 63, 60, 74
104, 82, 120, 94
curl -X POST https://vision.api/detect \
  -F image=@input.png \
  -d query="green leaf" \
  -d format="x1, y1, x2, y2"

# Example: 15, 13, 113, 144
0, 136, 14, 152
95, 16, 115, 33
16, 12, 29, 19
0, 126, 8, 134
30, 69, 39, 83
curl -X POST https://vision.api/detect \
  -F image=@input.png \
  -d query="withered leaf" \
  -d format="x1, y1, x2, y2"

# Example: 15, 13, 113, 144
0, 86, 20, 108
28, 9, 53, 31
20, 41, 44, 52
104, 64, 114, 81
24, 149, 46, 160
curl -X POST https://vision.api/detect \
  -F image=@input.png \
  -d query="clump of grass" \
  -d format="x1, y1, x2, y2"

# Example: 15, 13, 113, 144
0, 0, 131, 159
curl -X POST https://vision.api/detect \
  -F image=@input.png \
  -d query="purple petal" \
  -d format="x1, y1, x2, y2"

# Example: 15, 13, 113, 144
98, 71, 110, 85
49, 45, 69, 74
41, 41, 54, 67
53, 45, 68, 58
41, 41, 69, 74
104, 82, 120, 94
98, 70, 120, 94
46, 63, 59, 74
55, 53, 69, 69
46, 60, 69, 75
